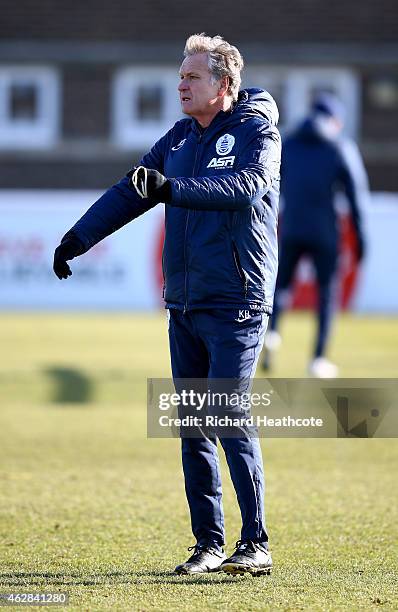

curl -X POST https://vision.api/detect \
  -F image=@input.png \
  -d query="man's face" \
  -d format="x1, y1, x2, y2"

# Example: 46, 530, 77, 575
178, 53, 221, 122
314, 114, 343, 140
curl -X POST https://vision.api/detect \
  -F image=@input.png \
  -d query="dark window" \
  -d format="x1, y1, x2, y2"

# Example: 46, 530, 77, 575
136, 85, 163, 121
9, 83, 38, 120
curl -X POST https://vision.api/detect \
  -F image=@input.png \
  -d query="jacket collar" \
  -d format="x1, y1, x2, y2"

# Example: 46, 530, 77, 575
188, 88, 277, 141
190, 100, 239, 139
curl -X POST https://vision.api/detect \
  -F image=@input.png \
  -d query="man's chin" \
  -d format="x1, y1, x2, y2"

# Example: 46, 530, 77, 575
181, 102, 194, 116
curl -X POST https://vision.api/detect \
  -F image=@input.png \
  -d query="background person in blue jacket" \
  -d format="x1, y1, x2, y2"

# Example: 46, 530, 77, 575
53, 34, 281, 576
262, 94, 368, 378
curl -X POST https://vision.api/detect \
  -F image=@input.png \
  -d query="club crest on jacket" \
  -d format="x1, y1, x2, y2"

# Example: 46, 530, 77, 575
216, 134, 235, 156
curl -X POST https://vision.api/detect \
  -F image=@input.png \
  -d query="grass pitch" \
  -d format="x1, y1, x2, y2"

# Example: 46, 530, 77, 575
0, 312, 397, 611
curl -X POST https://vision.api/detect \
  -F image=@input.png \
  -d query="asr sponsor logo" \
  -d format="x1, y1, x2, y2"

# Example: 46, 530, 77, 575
207, 155, 235, 169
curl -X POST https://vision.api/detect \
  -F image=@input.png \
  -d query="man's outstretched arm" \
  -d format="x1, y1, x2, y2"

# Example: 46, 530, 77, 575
69, 177, 158, 253
52, 179, 157, 279
53, 132, 169, 279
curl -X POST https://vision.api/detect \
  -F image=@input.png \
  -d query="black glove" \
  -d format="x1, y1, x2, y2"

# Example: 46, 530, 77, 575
356, 233, 365, 263
53, 231, 84, 280
127, 166, 172, 203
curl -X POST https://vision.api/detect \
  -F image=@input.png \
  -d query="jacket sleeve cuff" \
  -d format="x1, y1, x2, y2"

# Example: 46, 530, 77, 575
65, 227, 92, 254
156, 180, 173, 204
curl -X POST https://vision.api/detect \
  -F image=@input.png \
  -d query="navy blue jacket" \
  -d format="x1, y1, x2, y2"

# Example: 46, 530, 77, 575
280, 118, 366, 246
71, 89, 281, 313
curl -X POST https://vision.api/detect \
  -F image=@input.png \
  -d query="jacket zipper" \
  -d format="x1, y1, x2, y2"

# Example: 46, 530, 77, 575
183, 211, 190, 313
184, 133, 202, 314
232, 241, 248, 299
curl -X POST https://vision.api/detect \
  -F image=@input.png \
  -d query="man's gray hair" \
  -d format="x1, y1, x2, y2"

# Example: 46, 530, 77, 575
184, 33, 244, 101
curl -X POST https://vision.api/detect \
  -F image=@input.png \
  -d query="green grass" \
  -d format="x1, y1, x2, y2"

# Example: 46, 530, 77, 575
0, 312, 397, 611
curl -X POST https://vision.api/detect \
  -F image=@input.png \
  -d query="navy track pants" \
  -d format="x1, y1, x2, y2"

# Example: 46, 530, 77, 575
271, 237, 338, 357
168, 307, 269, 549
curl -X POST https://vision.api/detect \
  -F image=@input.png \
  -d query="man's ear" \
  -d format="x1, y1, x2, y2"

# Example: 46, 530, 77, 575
218, 76, 230, 98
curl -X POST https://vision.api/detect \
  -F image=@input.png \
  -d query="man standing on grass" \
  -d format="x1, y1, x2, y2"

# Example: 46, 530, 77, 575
53, 34, 281, 575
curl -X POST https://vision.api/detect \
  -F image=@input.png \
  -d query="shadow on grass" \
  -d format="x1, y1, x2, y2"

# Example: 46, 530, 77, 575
45, 367, 92, 404
0, 570, 246, 586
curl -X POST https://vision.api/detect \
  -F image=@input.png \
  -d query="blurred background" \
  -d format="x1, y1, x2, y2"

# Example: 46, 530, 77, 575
0, 0, 397, 316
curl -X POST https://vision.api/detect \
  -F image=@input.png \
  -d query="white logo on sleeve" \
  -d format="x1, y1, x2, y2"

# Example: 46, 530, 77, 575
171, 138, 186, 151
235, 310, 251, 323
216, 133, 235, 156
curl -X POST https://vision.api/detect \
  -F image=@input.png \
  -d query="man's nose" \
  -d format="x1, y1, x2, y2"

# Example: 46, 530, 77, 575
178, 80, 187, 91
